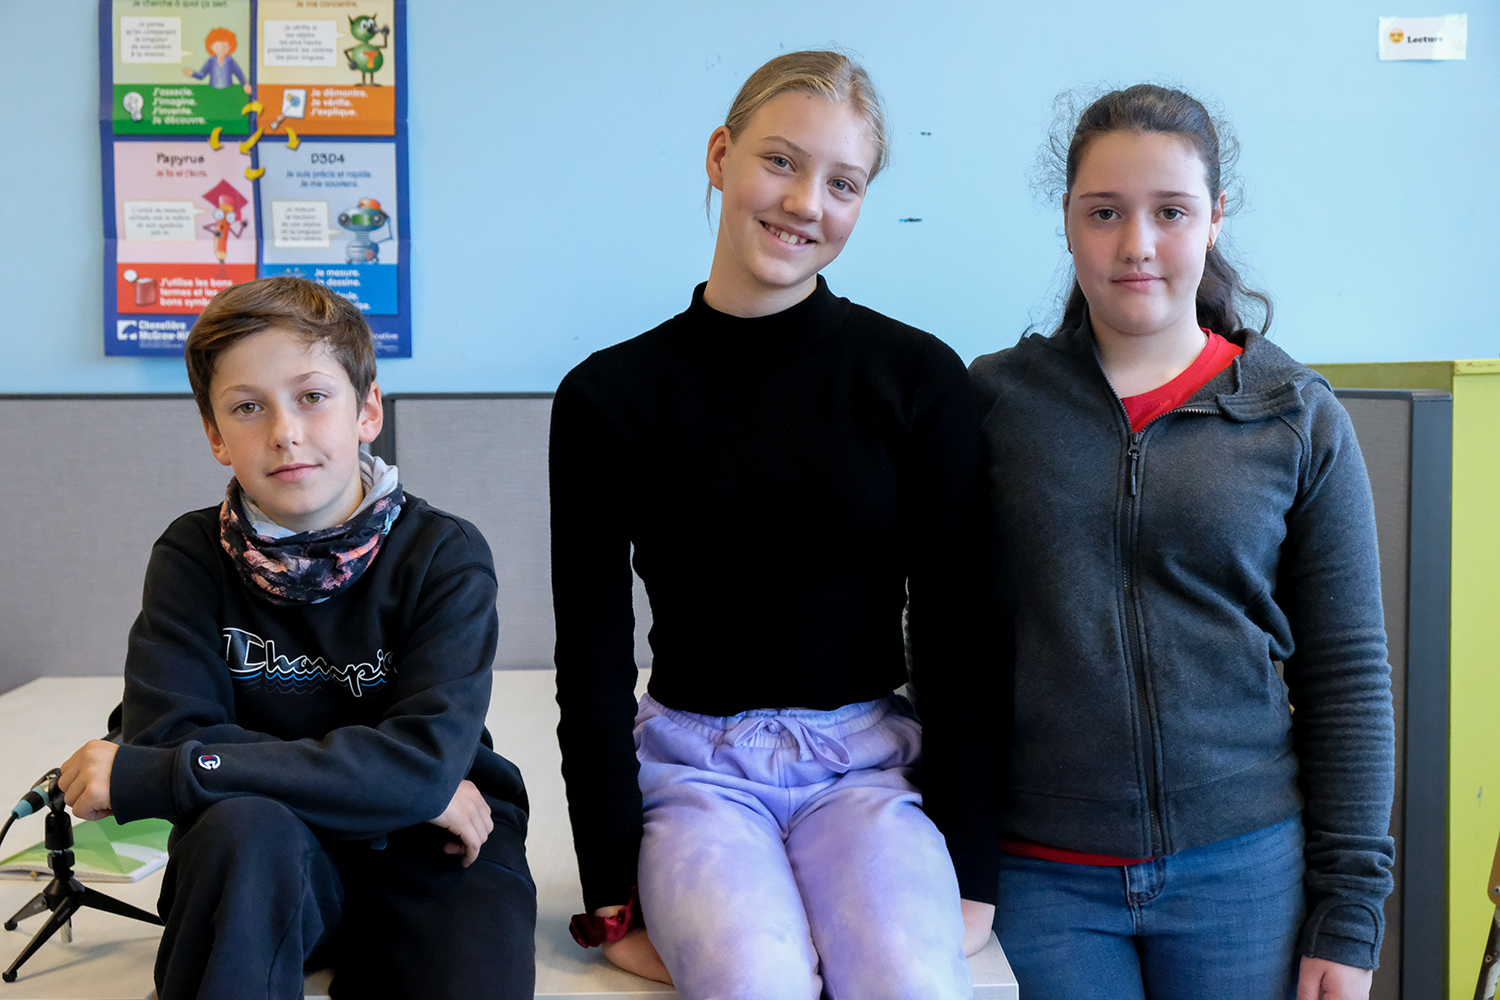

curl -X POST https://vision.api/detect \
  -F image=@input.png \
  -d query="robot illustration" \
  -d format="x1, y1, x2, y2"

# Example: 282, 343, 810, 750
343, 15, 390, 86
337, 198, 393, 263
201, 181, 249, 267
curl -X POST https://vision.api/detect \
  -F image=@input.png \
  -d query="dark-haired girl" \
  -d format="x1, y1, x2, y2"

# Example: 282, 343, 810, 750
970, 85, 1394, 1000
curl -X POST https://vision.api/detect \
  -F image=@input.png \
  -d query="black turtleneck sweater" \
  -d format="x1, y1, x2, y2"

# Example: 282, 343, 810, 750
550, 277, 999, 912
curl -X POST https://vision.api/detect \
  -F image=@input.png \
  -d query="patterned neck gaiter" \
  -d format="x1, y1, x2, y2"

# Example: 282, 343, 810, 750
219, 478, 405, 606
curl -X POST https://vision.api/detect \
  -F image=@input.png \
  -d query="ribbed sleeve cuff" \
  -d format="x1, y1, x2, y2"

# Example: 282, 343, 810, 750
1299, 899, 1384, 970
577, 840, 642, 914
581, 876, 639, 916
110, 744, 184, 823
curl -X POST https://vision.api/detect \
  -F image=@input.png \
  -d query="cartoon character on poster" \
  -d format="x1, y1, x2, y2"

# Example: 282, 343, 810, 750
202, 180, 250, 268
254, 0, 398, 136
337, 198, 393, 263
111, 141, 257, 316
110, 0, 254, 135
344, 15, 390, 85
258, 140, 401, 315
183, 27, 252, 94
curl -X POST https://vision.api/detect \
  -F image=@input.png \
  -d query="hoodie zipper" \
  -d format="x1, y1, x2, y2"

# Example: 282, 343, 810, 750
1117, 425, 1162, 855
1111, 394, 1217, 856
1080, 331, 1243, 853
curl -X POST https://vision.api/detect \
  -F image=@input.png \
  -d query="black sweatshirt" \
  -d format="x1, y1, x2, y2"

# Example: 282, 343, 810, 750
550, 277, 999, 912
111, 495, 529, 876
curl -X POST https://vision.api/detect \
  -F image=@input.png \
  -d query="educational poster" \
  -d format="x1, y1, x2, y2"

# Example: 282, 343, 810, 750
110, 0, 254, 136
258, 141, 401, 314
255, 0, 398, 136
99, 0, 410, 357
112, 141, 258, 314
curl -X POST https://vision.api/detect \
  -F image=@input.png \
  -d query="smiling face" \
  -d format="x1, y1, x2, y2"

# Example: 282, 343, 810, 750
203, 327, 382, 533
703, 91, 878, 317
1064, 130, 1225, 344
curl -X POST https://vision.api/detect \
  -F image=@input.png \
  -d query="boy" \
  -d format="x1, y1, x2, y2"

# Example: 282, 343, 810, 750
56, 277, 535, 1000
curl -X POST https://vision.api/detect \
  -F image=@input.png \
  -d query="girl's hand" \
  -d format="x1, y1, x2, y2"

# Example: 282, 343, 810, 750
597, 921, 673, 985
426, 779, 492, 866
961, 899, 996, 956
1297, 956, 1373, 1000
58, 740, 118, 821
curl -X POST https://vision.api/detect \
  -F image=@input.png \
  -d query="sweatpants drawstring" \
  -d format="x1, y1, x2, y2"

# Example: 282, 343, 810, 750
722, 716, 855, 773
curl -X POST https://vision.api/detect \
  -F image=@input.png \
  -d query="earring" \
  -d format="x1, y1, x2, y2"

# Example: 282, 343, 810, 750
1207, 239, 1215, 251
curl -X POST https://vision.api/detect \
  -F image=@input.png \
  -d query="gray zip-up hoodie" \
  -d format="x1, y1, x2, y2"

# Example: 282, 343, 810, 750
969, 314, 1395, 968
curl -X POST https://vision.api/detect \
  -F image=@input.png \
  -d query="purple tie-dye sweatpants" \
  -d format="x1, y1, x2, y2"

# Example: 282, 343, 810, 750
633, 692, 973, 1000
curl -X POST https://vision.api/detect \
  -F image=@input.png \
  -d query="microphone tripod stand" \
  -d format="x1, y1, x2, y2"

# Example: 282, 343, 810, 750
2, 801, 161, 982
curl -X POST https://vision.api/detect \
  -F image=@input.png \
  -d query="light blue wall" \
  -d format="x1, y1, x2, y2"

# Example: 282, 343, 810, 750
2, 0, 1495, 394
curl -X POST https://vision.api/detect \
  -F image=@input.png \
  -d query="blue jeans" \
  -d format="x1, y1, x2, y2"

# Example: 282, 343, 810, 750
993, 815, 1305, 1000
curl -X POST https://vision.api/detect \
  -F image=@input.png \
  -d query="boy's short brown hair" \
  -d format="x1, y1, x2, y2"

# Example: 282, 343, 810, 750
185, 276, 377, 426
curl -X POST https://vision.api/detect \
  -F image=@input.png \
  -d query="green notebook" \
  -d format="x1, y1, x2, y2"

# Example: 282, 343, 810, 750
0, 817, 171, 883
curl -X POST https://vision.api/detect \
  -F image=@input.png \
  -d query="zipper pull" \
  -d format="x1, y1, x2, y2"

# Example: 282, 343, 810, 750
1127, 435, 1142, 496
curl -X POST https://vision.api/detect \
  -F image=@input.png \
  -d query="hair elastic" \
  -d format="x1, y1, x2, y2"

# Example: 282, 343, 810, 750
569, 886, 644, 949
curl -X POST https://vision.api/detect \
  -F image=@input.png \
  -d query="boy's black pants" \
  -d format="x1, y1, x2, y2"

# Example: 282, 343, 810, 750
153, 795, 536, 1000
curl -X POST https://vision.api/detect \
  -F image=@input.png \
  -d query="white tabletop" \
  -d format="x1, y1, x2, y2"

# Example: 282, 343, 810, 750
0, 675, 1016, 999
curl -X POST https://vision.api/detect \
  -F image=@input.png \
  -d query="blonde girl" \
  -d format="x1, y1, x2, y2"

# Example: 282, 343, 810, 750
551, 50, 996, 999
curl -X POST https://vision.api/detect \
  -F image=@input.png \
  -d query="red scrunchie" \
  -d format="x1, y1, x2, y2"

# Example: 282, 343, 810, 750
569, 885, 643, 949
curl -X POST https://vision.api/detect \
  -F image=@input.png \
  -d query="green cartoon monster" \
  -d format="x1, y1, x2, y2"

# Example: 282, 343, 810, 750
344, 15, 390, 86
